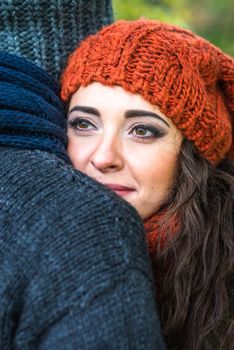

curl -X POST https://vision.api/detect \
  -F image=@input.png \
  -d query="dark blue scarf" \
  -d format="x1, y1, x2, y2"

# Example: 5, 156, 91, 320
0, 51, 70, 163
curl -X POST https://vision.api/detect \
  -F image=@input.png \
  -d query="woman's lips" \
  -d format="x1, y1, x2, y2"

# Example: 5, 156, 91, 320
104, 183, 135, 197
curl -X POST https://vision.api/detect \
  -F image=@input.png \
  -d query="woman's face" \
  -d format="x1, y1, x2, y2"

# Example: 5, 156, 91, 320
67, 82, 183, 219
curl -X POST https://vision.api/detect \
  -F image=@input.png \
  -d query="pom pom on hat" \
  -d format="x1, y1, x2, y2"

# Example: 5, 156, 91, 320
61, 19, 234, 165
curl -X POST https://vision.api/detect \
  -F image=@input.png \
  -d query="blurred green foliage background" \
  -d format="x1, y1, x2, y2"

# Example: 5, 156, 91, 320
112, 0, 234, 56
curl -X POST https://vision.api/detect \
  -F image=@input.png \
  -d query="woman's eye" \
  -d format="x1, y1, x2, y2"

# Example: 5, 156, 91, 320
130, 125, 165, 140
76, 120, 91, 130
134, 126, 151, 136
68, 118, 96, 132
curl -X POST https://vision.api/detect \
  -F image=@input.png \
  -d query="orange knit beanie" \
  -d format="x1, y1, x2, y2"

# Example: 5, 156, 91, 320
61, 19, 234, 165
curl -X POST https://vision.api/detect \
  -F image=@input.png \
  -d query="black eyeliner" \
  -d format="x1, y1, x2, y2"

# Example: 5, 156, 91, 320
132, 124, 166, 139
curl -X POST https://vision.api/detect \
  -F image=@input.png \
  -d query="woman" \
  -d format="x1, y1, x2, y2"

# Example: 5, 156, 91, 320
61, 20, 234, 349
0, 51, 165, 350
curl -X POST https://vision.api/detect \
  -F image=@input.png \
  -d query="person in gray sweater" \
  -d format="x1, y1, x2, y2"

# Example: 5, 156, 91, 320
0, 1, 166, 348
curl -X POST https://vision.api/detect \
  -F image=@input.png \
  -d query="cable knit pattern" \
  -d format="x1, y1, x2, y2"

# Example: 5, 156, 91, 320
0, 51, 69, 163
0, 148, 165, 350
0, 0, 113, 80
61, 19, 234, 165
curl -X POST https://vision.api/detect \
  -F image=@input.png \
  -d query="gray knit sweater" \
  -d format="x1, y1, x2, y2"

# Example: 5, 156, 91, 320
0, 148, 166, 349
0, 0, 113, 80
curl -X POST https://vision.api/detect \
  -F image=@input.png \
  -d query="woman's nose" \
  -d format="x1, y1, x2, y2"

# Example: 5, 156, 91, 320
90, 136, 124, 173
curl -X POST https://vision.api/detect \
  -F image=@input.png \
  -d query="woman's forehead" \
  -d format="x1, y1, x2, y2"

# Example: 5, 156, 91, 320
69, 82, 176, 127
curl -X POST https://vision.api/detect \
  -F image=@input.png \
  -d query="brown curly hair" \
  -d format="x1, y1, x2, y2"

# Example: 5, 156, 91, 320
148, 139, 234, 349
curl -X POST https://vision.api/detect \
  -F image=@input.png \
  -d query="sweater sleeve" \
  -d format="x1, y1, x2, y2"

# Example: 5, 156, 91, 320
0, 149, 165, 350
0, 0, 113, 80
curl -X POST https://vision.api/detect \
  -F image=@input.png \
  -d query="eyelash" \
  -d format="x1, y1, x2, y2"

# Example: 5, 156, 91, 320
68, 117, 165, 140
68, 118, 96, 132
130, 124, 165, 140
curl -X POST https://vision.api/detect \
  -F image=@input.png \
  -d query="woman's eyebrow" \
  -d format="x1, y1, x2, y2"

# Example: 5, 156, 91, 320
69, 105, 100, 116
69, 106, 170, 127
125, 110, 170, 127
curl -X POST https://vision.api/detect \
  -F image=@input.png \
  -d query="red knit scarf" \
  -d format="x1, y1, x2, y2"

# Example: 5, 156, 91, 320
144, 210, 180, 299
144, 210, 179, 258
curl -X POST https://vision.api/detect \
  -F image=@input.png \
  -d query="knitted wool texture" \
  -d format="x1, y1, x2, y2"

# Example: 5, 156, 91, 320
0, 51, 69, 163
61, 19, 234, 165
0, 148, 165, 349
0, 0, 113, 80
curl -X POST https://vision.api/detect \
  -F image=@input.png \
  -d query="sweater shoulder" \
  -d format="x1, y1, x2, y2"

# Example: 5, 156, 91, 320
0, 149, 156, 349
0, 148, 143, 251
